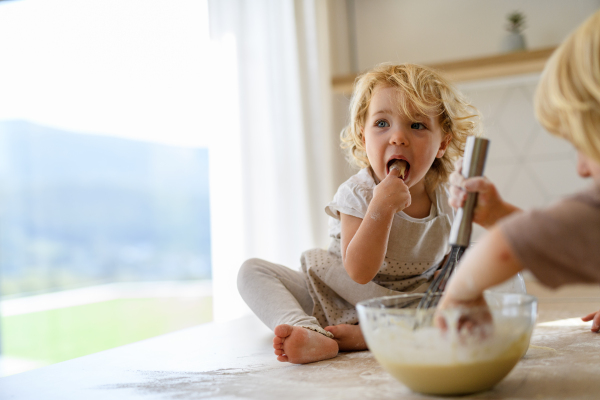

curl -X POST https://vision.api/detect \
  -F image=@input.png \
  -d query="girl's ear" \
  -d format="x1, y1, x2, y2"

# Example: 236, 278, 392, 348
436, 134, 451, 158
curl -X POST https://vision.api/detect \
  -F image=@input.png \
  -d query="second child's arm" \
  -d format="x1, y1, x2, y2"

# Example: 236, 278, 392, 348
438, 226, 524, 307
341, 167, 411, 284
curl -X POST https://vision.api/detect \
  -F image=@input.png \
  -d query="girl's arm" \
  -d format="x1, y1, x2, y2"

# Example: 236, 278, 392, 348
438, 226, 524, 307
340, 209, 394, 284
341, 167, 410, 284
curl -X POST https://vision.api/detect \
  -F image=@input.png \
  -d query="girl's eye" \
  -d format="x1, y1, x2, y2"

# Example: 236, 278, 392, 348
375, 120, 389, 128
411, 122, 425, 130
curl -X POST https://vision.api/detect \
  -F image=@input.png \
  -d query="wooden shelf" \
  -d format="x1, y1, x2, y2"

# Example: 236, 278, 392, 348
332, 46, 557, 95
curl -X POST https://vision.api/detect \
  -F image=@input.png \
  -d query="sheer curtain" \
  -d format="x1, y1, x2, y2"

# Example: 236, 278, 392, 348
208, 0, 336, 321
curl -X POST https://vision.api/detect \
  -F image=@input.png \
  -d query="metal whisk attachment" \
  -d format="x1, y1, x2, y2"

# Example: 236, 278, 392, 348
417, 246, 465, 310
417, 137, 490, 311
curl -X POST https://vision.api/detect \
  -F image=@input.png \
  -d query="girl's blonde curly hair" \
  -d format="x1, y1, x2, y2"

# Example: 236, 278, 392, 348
340, 63, 481, 189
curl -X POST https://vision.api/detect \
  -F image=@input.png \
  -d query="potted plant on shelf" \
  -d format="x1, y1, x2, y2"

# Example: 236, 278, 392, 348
501, 11, 527, 52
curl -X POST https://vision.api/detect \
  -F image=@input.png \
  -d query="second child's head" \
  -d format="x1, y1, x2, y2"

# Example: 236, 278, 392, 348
341, 63, 480, 190
535, 10, 600, 187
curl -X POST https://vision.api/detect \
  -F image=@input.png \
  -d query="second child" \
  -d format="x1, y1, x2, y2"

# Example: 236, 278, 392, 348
438, 11, 600, 329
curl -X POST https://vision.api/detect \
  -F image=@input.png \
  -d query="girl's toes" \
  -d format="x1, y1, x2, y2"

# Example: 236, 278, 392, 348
274, 324, 294, 338
274, 348, 284, 356
277, 355, 288, 362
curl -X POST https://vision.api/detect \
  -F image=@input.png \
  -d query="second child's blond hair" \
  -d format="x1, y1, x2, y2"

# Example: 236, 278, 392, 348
340, 63, 480, 189
535, 10, 600, 163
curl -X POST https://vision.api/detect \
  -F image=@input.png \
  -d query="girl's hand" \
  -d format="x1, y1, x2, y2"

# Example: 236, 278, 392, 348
581, 310, 600, 332
449, 158, 519, 229
372, 167, 411, 214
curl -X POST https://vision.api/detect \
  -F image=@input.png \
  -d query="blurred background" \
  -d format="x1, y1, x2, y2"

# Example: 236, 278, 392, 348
0, 0, 597, 376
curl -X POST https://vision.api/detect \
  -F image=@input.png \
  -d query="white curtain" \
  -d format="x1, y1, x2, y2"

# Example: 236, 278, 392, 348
207, 0, 336, 321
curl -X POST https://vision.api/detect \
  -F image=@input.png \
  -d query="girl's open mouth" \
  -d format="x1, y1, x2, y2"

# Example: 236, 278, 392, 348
387, 159, 410, 180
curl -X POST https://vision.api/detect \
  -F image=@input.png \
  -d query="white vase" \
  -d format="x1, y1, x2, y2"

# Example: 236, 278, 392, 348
501, 32, 526, 52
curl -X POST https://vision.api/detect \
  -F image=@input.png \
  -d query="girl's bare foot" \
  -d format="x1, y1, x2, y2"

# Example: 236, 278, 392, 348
273, 324, 338, 364
324, 324, 368, 351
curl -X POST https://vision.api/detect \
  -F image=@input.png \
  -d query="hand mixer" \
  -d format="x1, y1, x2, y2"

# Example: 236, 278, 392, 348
416, 136, 490, 310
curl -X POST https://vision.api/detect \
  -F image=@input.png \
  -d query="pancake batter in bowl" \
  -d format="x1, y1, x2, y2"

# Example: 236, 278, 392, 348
357, 293, 536, 396
373, 327, 530, 395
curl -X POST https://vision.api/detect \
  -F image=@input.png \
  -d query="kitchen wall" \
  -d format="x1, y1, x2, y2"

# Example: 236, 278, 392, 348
327, 0, 599, 239
328, 0, 600, 75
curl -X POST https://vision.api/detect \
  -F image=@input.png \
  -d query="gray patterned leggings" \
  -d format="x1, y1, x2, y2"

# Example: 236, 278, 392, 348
237, 258, 333, 337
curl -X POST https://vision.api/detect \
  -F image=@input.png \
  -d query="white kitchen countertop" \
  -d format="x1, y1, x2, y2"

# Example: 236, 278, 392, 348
2, 282, 600, 400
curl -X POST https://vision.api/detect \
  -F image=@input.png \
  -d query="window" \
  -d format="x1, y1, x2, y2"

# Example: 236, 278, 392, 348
0, 0, 214, 376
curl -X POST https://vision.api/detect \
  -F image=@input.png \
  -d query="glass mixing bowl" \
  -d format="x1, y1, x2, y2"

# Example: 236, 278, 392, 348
357, 292, 537, 396
489, 272, 527, 294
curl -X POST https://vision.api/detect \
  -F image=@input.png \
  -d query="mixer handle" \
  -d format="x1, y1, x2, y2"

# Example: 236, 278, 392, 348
449, 137, 490, 247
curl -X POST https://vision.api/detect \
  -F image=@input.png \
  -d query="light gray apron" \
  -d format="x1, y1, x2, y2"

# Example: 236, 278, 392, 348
301, 186, 452, 327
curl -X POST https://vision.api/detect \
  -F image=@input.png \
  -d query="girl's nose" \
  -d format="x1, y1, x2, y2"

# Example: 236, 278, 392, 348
390, 127, 408, 146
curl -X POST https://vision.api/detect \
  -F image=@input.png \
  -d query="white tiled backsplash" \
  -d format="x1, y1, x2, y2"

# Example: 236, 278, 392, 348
458, 74, 590, 240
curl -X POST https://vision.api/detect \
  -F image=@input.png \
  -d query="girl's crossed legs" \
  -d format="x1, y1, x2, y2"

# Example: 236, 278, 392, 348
237, 258, 366, 364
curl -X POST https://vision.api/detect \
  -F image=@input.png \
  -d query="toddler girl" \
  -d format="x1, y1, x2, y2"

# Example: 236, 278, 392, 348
238, 63, 480, 364
438, 10, 600, 325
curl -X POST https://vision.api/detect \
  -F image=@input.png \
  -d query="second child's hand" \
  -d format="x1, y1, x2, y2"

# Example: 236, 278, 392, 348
581, 310, 600, 332
449, 158, 520, 229
435, 294, 492, 336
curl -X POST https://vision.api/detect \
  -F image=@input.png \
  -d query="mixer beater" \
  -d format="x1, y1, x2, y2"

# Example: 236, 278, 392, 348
417, 136, 490, 311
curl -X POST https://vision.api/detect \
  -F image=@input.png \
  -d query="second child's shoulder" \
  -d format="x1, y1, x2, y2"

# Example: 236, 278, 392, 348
543, 184, 600, 223
568, 184, 600, 209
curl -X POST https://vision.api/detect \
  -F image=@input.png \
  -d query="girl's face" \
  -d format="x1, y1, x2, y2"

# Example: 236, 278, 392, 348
363, 86, 450, 187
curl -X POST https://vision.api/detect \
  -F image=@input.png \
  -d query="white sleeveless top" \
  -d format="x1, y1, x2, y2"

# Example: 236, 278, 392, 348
300, 167, 454, 327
